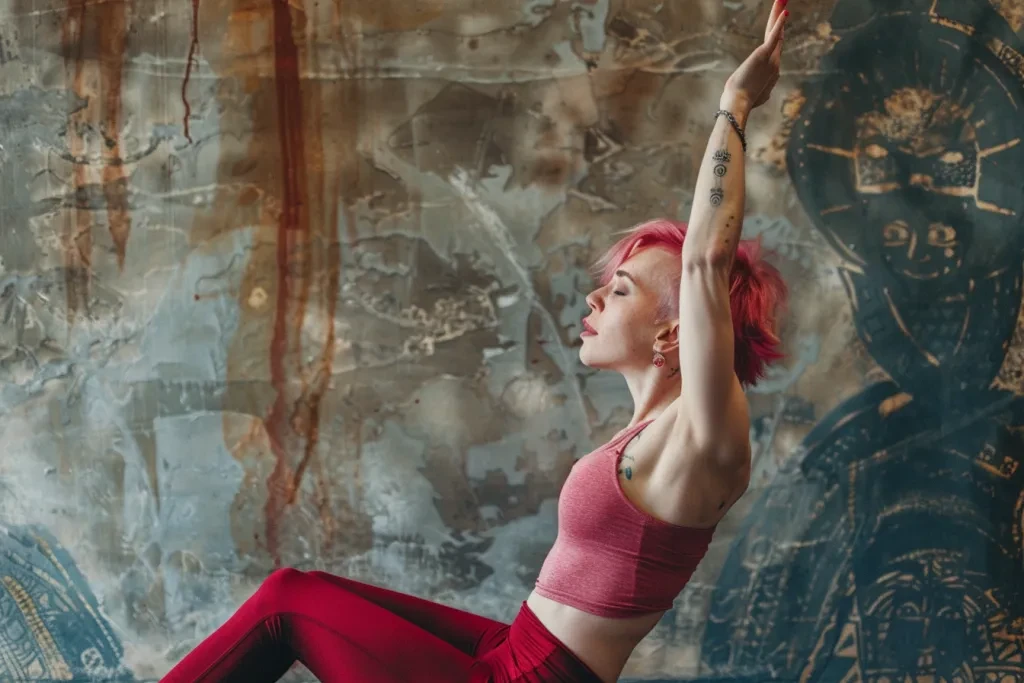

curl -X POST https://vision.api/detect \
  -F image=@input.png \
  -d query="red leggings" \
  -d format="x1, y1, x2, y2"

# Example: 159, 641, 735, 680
159, 568, 603, 683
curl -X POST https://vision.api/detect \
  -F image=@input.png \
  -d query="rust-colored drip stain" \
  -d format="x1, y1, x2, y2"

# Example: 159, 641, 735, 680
182, 0, 202, 143
60, 0, 132, 320
257, 0, 374, 565
191, 0, 378, 567
61, 0, 90, 321
97, 1, 131, 270
292, 11, 344, 555
262, 0, 313, 562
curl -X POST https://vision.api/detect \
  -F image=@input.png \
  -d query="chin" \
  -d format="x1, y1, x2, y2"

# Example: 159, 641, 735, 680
578, 345, 595, 368
578, 344, 610, 369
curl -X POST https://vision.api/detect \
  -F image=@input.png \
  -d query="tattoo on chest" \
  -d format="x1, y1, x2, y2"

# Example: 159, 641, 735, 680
618, 433, 642, 482
618, 453, 635, 481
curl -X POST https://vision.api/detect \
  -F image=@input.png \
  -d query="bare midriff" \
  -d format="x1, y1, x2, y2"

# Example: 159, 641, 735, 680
525, 590, 665, 683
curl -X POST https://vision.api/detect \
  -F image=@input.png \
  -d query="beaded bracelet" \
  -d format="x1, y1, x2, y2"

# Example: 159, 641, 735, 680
715, 109, 747, 153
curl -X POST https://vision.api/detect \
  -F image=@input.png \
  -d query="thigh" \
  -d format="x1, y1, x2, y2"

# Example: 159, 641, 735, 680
281, 570, 494, 682
307, 571, 508, 657
161, 567, 496, 683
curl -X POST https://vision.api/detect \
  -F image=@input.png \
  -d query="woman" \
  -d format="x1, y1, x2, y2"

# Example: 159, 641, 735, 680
161, 3, 790, 682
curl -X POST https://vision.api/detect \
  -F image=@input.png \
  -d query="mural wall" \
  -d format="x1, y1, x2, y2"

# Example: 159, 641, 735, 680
704, 2, 1024, 682
0, 0, 1021, 680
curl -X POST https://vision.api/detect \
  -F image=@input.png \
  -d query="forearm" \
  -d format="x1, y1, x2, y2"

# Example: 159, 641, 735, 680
683, 103, 749, 266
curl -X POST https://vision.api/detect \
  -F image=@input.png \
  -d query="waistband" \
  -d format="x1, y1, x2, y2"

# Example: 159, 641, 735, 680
508, 601, 604, 682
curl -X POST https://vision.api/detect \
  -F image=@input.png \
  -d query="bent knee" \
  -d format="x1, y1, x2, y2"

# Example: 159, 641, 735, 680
257, 567, 311, 606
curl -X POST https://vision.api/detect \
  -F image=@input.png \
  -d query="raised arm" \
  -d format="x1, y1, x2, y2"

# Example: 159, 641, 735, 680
676, 2, 788, 457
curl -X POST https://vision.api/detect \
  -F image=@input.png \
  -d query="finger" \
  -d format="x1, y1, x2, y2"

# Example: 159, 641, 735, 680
772, 25, 785, 60
765, 0, 786, 40
766, 9, 787, 53
765, 0, 784, 40
766, 0, 786, 41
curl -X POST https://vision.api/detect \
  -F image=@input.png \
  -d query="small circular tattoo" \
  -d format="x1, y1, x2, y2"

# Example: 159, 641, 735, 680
714, 164, 727, 177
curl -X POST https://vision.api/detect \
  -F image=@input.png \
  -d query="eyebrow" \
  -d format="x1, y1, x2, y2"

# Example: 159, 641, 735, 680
614, 270, 638, 285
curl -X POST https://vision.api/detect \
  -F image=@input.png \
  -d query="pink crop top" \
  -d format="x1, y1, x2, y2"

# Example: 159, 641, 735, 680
534, 421, 716, 618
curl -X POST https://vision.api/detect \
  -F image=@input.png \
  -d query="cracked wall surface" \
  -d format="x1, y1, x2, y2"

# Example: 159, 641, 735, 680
1, 0, 1024, 680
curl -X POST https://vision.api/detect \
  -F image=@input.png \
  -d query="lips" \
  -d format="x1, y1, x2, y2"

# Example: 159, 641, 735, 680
581, 319, 597, 336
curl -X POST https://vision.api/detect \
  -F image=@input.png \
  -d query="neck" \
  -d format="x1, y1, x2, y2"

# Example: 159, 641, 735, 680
620, 365, 681, 427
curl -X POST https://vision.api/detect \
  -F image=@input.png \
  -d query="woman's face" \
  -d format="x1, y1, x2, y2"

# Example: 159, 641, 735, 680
580, 246, 679, 371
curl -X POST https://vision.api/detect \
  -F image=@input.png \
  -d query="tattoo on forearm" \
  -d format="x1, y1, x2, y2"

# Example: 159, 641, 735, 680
710, 149, 730, 207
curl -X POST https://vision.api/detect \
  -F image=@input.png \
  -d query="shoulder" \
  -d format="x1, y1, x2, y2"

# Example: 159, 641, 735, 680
641, 398, 751, 478
628, 404, 751, 526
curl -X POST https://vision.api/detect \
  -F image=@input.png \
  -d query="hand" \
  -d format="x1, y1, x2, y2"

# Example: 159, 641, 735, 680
721, 0, 789, 116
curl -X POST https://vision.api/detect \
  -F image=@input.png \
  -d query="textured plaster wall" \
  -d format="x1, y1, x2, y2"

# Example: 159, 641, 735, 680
1, 0, 1023, 681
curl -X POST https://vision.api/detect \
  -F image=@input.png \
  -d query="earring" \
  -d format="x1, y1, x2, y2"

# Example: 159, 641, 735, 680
653, 352, 666, 368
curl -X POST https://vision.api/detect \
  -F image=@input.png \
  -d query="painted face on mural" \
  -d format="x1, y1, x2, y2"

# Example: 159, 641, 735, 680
791, 31, 1023, 261
851, 87, 980, 284
580, 247, 679, 372
854, 537, 1004, 682
802, 82, 1010, 287
787, 20, 1024, 383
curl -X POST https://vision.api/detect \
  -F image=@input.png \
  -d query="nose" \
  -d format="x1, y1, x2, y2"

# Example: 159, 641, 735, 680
585, 288, 603, 312
905, 231, 930, 263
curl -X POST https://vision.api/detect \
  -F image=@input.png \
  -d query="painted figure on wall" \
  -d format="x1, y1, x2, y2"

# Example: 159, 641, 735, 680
703, 0, 1024, 681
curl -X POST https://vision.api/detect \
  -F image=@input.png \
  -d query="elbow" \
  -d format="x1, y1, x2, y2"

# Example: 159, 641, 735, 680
682, 249, 732, 274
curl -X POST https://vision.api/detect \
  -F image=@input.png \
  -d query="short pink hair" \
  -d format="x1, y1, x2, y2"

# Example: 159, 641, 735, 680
594, 218, 787, 387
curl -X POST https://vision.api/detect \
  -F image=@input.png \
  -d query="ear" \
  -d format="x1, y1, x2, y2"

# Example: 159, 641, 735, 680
653, 320, 680, 356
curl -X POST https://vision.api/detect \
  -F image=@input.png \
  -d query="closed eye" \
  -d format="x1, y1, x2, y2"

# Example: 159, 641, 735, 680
614, 291, 627, 296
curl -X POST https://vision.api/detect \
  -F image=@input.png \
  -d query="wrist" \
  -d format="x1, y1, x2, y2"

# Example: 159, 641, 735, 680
719, 91, 752, 126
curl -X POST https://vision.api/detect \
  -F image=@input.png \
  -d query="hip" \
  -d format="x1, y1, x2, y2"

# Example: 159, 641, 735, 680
522, 591, 664, 682
470, 600, 608, 683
